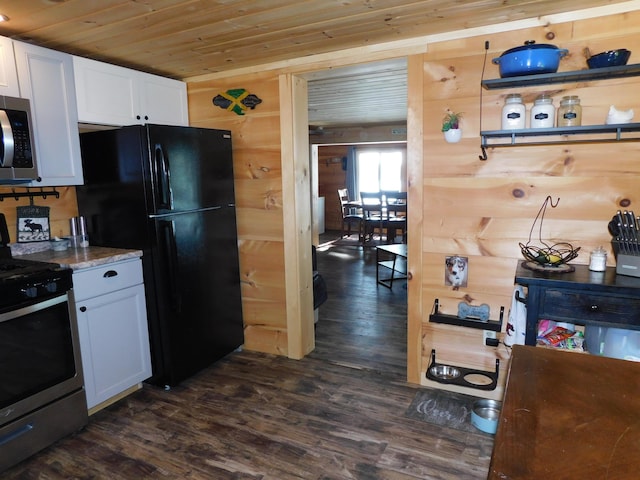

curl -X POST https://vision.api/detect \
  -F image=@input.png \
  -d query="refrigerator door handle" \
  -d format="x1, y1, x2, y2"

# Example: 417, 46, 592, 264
160, 219, 181, 312
154, 143, 173, 211
149, 205, 222, 219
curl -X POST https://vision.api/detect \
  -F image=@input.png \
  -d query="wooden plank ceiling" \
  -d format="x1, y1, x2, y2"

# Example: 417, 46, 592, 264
0, 0, 631, 127
306, 58, 408, 128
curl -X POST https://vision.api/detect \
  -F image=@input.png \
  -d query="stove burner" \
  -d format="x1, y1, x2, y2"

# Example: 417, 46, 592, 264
0, 263, 23, 272
0, 258, 63, 280
0, 258, 72, 310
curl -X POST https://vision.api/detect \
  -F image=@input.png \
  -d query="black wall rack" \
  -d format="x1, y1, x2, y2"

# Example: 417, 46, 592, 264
429, 298, 503, 332
478, 61, 640, 159
482, 63, 640, 89
0, 187, 59, 202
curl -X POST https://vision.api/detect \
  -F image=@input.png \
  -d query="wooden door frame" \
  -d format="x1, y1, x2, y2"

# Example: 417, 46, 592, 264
283, 58, 420, 384
279, 73, 315, 359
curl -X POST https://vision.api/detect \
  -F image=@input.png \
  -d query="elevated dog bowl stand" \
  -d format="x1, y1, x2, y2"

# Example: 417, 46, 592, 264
426, 349, 500, 391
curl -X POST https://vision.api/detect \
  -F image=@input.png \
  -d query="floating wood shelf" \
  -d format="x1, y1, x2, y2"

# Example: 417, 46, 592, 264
429, 299, 503, 332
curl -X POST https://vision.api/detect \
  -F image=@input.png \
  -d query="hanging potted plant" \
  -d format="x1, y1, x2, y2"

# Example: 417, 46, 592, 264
442, 111, 463, 143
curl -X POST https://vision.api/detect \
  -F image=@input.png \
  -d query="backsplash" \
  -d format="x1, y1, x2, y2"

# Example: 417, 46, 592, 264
0, 186, 79, 243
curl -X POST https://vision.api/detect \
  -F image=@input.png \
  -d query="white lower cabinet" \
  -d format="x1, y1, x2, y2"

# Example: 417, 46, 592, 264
72, 258, 152, 412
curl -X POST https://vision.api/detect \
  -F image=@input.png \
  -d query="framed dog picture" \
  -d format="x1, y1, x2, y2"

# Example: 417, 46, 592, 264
444, 255, 468, 289
16, 205, 50, 242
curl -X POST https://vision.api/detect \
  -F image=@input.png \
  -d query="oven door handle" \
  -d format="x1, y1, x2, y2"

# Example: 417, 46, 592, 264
0, 293, 68, 323
0, 423, 33, 447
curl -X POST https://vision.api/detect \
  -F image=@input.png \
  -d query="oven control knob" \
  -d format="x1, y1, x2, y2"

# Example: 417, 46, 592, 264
22, 286, 38, 298
44, 282, 57, 293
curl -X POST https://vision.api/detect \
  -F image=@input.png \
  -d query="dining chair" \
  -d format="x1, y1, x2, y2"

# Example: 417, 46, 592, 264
382, 191, 407, 243
337, 188, 364, 243
360, 191, 385, 243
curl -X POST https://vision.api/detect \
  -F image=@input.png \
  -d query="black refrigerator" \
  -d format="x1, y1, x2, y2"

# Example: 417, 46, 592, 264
76, 124, 244, 388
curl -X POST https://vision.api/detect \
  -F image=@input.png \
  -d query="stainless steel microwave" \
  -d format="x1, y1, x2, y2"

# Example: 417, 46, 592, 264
0, 95, 38, 183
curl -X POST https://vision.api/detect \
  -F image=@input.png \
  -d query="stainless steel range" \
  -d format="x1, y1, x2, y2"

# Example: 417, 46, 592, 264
0, 214, 87, 472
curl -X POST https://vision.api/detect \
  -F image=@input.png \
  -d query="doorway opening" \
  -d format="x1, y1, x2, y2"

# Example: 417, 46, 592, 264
302, 58, 409, 380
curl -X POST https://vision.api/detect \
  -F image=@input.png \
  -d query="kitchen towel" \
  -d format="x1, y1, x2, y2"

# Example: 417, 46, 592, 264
504, 285, 527, 346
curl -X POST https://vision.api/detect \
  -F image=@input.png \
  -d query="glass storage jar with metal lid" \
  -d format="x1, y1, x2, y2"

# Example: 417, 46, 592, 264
589, 246, 607, 272
557, 95, 582, 127
530, 94, 555, 128
502, 93, 526, 129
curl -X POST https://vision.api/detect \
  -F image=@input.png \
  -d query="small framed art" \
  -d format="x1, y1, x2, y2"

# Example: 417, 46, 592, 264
16, 205, 50, 242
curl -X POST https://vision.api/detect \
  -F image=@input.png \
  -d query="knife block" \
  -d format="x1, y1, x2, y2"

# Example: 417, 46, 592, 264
615, 254, 640, 277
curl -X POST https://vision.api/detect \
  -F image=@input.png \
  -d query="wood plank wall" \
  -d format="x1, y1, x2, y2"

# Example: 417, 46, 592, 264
414, 10, 640, 399
187, 73, 290, 356
183, 8, 640, 394
318, 145, 348, 231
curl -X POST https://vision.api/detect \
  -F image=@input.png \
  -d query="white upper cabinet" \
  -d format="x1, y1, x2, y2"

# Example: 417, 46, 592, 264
13, 41, 83, 186
73, 56, 137, 126
137, 72, 189, 126
0, 36, 19, 97
73, 56, 188, 127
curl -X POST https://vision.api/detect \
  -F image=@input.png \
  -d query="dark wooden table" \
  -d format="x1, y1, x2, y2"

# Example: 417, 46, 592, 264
489, 345, 640, 479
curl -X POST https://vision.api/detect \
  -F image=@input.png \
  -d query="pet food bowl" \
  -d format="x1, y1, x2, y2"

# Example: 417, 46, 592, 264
587, 49, 631, 69
50, 238, 70, 251
428, 365, 461, 380
471, 399, 501, 434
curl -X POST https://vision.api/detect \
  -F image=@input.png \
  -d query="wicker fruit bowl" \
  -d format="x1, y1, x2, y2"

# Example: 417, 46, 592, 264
519, 242, 580, 266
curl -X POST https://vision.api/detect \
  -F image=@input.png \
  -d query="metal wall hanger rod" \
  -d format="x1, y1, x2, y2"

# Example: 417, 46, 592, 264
0, 187, 59, 202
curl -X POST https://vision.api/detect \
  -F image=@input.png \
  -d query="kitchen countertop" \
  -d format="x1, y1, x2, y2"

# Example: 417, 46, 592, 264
489, 345, 640, 479
15, 245, 143, 270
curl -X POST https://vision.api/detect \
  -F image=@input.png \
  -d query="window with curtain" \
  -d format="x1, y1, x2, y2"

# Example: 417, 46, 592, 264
357, 149, 404, 193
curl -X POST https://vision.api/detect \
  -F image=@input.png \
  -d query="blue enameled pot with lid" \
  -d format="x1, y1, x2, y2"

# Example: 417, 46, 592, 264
493, 40, 569, 78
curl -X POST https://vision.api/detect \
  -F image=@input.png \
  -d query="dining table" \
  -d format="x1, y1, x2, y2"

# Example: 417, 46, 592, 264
489, 345, 640, 479
359, 193, 406, 244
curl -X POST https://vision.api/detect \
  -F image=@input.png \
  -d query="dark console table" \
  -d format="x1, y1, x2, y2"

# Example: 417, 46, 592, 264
515, 263, 640, 346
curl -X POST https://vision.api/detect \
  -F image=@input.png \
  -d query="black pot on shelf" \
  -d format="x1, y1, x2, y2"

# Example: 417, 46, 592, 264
587, 49, 631, 69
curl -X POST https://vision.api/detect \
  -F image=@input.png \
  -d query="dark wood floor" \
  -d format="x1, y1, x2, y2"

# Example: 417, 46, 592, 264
4, 232, 493, 479
311, 231, 408, 378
